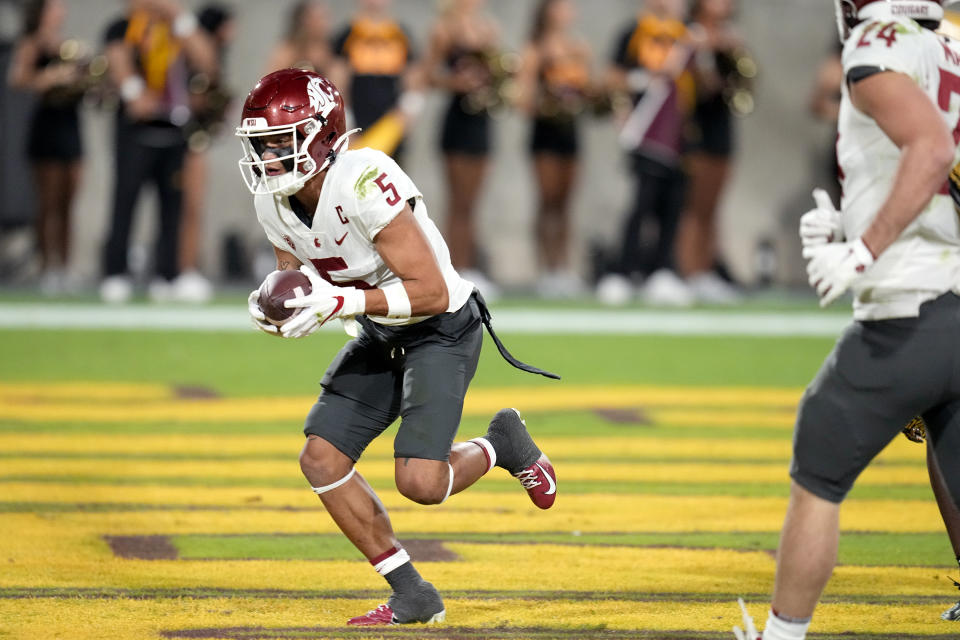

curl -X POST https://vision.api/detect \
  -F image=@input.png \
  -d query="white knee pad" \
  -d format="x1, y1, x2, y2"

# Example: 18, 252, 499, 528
441, 463, 454, 503
311, 467, 356, 495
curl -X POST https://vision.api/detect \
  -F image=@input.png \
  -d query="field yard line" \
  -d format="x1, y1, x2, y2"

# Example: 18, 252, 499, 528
0, 382, 804, 423
0, 597, 954, 639
0, 304, 850, 335
0, 402, 798, 424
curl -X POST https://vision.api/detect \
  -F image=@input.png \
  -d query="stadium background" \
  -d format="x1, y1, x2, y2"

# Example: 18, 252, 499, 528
1, 0, 838, 290
3, 1, 958, 638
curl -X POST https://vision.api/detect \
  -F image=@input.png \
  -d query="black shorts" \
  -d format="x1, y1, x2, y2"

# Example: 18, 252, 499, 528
687, 96, 733, 157
28, 105, 83, 161
440, 97, 490, 155
304, 297, 483, 462
530, 117, 578, 156
791, 292, 960, 503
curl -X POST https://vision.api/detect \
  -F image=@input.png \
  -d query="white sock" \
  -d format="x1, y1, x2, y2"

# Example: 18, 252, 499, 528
762, 609, 810, 640
469, 437, 496, 473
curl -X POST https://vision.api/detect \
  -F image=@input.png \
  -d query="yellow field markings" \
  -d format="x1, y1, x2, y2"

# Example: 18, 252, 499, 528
0, 492, 945, 541
0, 381, 172, 401
0, 529, 953, 600
0, 382, 804, 423
0, 402, 798, 427
0, 431, 926, 464
0, 381, 803, 407
0, 455, 930, 488
0, 596, 952, 639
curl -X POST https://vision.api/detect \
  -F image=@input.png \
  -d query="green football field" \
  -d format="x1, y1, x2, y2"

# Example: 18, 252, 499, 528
0, 300, 957, 639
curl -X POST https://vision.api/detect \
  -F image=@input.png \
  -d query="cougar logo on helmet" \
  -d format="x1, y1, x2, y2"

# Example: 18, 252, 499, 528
307, 77, 336, 116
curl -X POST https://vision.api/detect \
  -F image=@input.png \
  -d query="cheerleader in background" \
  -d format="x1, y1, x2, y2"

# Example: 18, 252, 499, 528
264, 0, 332, 74
424, 0, 503, 299
7, 0, 84, 296
675, 0, 748, 304
517, 0, 595, 299
174, 3, 236, 303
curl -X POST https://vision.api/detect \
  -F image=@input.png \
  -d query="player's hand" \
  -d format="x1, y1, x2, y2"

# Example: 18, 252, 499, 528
732, 598, 761, 640
803, 237, 875, 308
281, 265, 366, 339
799, 188, 844, 248
247, 288, 279, 336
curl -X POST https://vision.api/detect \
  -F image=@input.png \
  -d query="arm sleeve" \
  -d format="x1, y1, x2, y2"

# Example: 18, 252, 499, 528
349, 151, 420, 241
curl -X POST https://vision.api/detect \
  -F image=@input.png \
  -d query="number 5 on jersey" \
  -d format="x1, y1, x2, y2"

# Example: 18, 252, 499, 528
374, 172, 401, 206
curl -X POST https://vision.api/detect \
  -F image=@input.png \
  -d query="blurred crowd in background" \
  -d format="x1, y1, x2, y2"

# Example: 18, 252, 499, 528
0, 0, 784, 306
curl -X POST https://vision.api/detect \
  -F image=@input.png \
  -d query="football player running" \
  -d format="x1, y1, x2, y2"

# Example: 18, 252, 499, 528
735, 1, 960, 638
237, 69, 559, 627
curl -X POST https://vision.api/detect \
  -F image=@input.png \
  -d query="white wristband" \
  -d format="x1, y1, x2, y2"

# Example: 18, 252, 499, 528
382, 282, 411, 319
120, 76, 145, 102
172, 12, 198, 38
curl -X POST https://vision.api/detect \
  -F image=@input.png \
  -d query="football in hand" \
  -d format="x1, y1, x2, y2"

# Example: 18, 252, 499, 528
257, 269, 312, 326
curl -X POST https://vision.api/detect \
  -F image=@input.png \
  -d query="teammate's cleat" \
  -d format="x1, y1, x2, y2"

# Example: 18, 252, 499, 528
943, 577, 960, 621
513, 454, 557, 509
485, 408, 557, 509
942, 601, 960, 621
732, 598, 761, 640
347, 603, 446, 626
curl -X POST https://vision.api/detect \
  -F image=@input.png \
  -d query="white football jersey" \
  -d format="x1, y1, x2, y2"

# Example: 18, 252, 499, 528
253, 148, 474, 326
838, 16, 960, 320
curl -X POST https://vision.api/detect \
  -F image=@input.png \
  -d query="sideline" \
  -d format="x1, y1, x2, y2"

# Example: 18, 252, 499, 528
0, 304, 850, 335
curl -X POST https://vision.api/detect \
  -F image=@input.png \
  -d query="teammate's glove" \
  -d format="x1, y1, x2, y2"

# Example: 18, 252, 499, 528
281, 265, 366, 339
802, 237, 875, 308
732, 598, 761, 640
799, 188, 844, 248
247, 288, 279, 336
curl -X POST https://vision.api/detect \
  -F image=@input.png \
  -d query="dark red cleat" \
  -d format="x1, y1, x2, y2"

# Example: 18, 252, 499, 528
347, 603, 445, 626
513, 454, 557, 509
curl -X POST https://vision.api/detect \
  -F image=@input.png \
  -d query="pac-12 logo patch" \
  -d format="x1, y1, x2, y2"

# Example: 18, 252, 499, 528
283, 235, 296, 251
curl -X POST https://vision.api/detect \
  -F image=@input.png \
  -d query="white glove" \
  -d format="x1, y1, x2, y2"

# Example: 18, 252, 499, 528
247, 288, 279, 336
799, 188, 844, 248
732, 598, 761, 640
803, 237, 875, 307
281, 265, 366, 339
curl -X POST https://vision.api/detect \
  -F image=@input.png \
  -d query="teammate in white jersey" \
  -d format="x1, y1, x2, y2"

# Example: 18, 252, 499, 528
734, 1, 960, 638
236, 69, 559, 627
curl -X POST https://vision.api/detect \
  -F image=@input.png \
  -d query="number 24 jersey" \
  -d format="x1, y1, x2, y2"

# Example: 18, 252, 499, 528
253, 147, 474, 326
839, 17, 960, 320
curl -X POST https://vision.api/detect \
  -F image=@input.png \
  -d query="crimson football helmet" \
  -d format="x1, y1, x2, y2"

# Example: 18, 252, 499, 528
236, 69, 357, 196
835, 0, 944, 41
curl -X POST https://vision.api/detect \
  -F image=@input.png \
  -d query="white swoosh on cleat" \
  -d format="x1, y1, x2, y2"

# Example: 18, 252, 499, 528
537, 463, 556, 495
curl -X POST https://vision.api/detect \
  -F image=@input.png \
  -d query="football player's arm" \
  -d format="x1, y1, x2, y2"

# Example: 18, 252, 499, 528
273, 246, 303, 271
369, 205, 449, 317
850, 70, 955, 258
